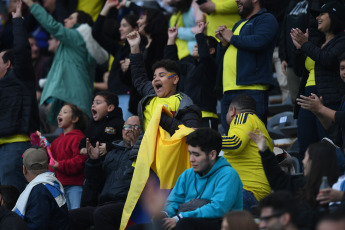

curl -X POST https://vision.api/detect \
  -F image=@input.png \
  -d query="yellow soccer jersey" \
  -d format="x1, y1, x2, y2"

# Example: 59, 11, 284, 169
222, 112, 273, 201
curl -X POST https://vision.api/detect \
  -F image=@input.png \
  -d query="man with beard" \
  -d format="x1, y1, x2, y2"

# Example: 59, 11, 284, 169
216, 0, 279, 133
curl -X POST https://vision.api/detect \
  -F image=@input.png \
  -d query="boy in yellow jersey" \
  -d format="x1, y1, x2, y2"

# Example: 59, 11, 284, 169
126, 31, 202, 160
222, 94, 273, 210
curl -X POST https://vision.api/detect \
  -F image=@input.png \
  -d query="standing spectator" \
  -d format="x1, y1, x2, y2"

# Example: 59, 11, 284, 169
0, 0, 39, 193
291, 1, 345, 162
216, 0, 279, 132
50, 104, 88, 210
12, 147, 69, 230
22, 0, 108, 125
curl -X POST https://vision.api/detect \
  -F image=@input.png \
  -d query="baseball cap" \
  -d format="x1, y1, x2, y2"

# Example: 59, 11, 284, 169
310, 1, 345, 20
23, 148, 48, 170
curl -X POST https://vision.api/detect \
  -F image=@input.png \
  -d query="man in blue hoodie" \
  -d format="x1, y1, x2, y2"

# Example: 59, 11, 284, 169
216, 0, 279, 132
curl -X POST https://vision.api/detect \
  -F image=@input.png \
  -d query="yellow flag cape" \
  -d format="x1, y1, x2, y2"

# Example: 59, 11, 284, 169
120, 104, 194, 229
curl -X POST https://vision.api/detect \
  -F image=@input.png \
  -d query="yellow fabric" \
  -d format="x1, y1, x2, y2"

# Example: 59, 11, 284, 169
143, 94, 182, 131
305, 56, 316, 87
223, 21, 269, 92
206, 0, 241, 40
108, 55, 114, 72
120, 104, 194, 230
77, 0, 103, 21
222, 113, 272, 201
201, 111, 218, 119
0, 134, 30, 145
170, 11, 190, 60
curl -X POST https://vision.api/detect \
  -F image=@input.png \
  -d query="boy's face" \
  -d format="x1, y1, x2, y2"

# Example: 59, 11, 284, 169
152, 67, 179, 98
91, 95, 114, 121
340, 60, 345, 83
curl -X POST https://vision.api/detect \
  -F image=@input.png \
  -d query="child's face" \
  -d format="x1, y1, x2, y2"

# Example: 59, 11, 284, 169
340, 60, 345, 83
57, 105, 75, 129
92, 95, 113, 121
152, 67, 179, 98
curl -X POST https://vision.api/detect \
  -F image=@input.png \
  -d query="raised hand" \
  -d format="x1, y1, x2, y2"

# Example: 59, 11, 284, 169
196, 21, 209, 34
248, 130, 268, 152
167, 25, 178, 45
12, 0, 23, 18
101, 0, 119, 16
127, 31, 141, 53
290, 28, 308, 49
87, 139, 101, 160
21, 0, 34, 7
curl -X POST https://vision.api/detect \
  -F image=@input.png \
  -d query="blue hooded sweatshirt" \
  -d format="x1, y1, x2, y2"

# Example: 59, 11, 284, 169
164, 156, 243, 219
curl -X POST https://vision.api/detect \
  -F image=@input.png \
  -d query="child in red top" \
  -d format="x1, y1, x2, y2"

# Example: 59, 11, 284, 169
50, 103, 88, 210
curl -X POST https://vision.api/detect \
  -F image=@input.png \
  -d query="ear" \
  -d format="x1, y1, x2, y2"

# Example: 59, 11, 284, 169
107, 104, 115, 112
173, 75, 179, 85
280, 213, 291, 226
23, 165, 27, 176
72, 116, 79, 124
209, 150, 218, 161
5, 60, 11, 69
209, 48, 215, 55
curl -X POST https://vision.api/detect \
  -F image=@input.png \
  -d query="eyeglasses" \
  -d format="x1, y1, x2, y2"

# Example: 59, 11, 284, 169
260, 211, 285, 222
123, 124, 141, 131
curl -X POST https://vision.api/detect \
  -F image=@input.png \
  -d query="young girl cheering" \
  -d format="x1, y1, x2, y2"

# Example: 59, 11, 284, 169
50, 103, 88, 210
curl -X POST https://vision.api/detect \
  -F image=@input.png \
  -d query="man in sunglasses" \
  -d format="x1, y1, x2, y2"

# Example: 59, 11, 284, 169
258, 191, 299, 230
69, 116, 141, 230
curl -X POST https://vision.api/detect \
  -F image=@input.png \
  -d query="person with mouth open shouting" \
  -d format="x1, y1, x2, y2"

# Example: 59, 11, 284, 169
126, 30, 202, 160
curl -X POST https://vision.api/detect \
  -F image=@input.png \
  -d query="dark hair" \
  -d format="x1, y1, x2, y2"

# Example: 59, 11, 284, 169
186, 128, 222, 155
123, 14, 139, 29
95, 91, 119, 107
299, 142, 339, 208
0, 185, 20, 210
152, 59, 181, 77
76, 10, 93, 27
171, 0, 193, 13
329, 13, 345, 35
259, 191, 299, 227
1, 49, 13, 65
230, 94, 257, 113
64, 103, 88, 134
317, 209, 345, 226
206, 36, 218, 57
339, 53, 345, 62
140, 8, 168, 38
223, 211, 259, 230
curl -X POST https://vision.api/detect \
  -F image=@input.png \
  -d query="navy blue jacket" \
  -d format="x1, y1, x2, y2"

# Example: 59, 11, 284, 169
217, 9, 278, 90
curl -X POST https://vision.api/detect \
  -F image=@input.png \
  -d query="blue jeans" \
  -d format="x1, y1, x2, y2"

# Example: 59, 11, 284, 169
242, 188, 258, 210
297, 86, 337, 163
221, 90, 268, 133
118, 94, 133, 121
64, 185, 82, 210
0, 142, 30, 193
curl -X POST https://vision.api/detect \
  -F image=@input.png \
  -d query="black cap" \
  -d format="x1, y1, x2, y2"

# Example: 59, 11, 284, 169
310, 1, 345, 20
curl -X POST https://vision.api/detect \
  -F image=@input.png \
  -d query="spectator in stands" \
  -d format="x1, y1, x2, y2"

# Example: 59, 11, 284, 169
165, 21, 218, 130
12, 147, 69, 229
258, 191, 299, 230
22, 0, 108, 126
216, 0, 279, 132
221, 210, 258, 230
317, 211, 345, 230
128, 128, 243, 230
69, 116, 140, 230
291, 1, 345, 163
126, 30, 202, 159
50, 104, 88, 210
0, 0, 39, 193
249, 131, 339, 229
222, 94, 272, 210
0, 185, 28, 230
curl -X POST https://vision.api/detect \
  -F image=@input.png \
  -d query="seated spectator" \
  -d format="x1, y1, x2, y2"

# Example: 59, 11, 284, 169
222, 94, 272, 209
0, 185, 28, 230
317, 210, 345, 230
126, 30, 202, 159
22, 0, 108, 125
12, 147, 69, 230
258, 191, 299, 230
50, 104, 88, 210
249, 131, 339, 229
221, 210, 258, 230
69, 116, 140, 230
165, 21, 219, 130
0, 0, 39, 193
128, 128, 243, 230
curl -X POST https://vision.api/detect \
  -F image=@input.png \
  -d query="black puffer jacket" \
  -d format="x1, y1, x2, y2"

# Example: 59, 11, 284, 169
83, 141, 134, 205
129, 53, 202, 159
0, 18, 39, 138
294, 32, 345, 118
